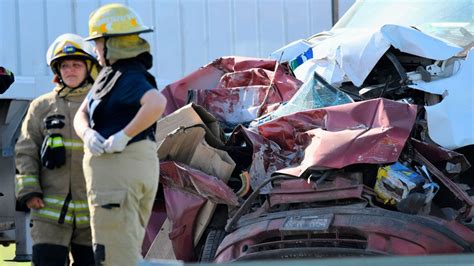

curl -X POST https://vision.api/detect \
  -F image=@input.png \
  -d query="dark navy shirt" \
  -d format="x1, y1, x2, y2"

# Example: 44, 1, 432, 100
90, 65, 157, 144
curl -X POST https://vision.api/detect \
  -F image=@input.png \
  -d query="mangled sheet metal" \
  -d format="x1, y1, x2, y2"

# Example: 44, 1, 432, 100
151, 104, 239, 261
272, 24, 471, 151
270, 38, 314, 63
229, 98, 417, 192
192, 85, 275, 129
161, 56, 302, 130
268, 172, 366, 207
251, 72, 353, 126
410, 149, 474, 219
262, 98, 417, 173
155, 103, 235, 181
286, 24, 463, 85
160, 161, 238, 207
159, 161, 239, 261
156, 103, 224, 149
411, 138, 471, 176
409, 49, 474, 149
228, 125, 296, 194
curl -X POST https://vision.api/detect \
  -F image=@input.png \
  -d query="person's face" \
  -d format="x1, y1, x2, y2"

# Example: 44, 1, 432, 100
93, 38, 106, 66
59, 59, 87, 88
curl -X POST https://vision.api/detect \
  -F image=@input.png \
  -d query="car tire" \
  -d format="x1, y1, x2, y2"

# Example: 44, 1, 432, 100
200, 229, 226, 262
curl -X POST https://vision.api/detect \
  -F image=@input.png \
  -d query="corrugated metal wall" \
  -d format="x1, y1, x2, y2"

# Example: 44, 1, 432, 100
0, 0, 354, 99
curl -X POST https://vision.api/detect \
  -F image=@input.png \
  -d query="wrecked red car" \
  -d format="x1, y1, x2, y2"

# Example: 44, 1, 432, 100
143, 0, 474, 263
214, 99, 474, 261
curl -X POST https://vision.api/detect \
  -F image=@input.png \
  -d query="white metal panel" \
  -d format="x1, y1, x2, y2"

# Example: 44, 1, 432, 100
0, 0, 19, 75
154, 0, 183, 83
339, 0, 355, 19
100, 0, 126, 5
73, 0, 99, 38
18, 0, 48, 77
258, 0, 285, 57
232, 0, 259, 56
310, 0, 333, 34
128, 0, 158, 77
180, 0, 209, 75
207, 0, 233, 59
45, 0, 74, 48
1, 0, 356, 100
285, 0, 314, 44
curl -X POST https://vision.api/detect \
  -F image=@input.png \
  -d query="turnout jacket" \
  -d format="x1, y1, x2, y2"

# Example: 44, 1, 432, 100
15, 84, 91, 228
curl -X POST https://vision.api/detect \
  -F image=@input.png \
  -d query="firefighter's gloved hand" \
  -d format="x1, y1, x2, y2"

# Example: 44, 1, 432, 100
41, 134, 66, 169
103, 130, 131, 153
83, 128, 106, 156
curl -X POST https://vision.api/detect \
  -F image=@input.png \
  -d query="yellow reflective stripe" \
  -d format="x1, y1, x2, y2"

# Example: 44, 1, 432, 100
43, 197, 90, 211
47, 195, 66, 200
64, 139, 84, 150
50, 137, 64, 148
43, 197, 65, 207
64, 143, 84, 150
76, 216, 90, 225
34, 208, 74, 224
16, 175, 39, 186
15, 175, 40, 192
75, 212, 90, 217
32, 197, 90, 225
75, 210, 91, 225
64, 139, 83, 144
76, 213, 90, 219
71, 201, 89, 211
36, 208, 61, 217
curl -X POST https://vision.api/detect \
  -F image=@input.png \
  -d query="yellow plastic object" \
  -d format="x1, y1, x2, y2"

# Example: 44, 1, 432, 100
237, 171, 251, 197
86, 3, 153, 41
374, 162, 425, 205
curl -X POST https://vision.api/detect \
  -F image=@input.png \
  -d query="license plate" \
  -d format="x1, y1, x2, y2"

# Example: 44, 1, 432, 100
282, 214, 333, 231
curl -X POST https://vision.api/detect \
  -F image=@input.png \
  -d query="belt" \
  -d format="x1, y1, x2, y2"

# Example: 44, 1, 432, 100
128, 132, 155, 146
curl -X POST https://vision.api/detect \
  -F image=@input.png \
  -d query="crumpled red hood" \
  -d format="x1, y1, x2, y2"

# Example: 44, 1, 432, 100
161, 56, 302, 121
229, 98, 417, 192
262, 98, 417, 174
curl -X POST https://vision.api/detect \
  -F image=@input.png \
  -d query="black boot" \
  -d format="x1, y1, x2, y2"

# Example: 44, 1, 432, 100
71, 243, 95, 266
93, 243, 106, 266
32, 243, 68, 266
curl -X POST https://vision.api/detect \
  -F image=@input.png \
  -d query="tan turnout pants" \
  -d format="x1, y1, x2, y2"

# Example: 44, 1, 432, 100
31, 220, 92, 246
83, 140, 159, 266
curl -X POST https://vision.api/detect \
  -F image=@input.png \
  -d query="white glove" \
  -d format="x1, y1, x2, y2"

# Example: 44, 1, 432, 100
83, 128, 106, 156
103, 130, 132, 153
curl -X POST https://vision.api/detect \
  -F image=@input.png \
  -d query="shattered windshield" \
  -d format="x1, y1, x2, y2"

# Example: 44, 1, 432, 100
333, 0, 474, 48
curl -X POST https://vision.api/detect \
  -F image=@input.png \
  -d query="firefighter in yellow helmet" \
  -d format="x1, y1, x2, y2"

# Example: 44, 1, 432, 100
15, 33, 100, 265
74, 3, 166, 265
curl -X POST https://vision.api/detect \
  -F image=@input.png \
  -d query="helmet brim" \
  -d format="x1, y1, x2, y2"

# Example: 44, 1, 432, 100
85, 28, 154, 41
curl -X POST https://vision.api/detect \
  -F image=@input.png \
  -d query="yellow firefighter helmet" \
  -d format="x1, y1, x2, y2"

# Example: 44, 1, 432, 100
86, 3, 153, 41
46, 33, 100, 83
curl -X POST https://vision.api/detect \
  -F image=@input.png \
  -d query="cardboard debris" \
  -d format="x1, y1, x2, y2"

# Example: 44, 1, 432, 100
157, 126, 235, 181
193, 201, 217, 246
158, 127, 206, 162
156, 103, 223, 149
190, 138, 235, 182
156, 103, 236, 249
156, 104, 204, 145
144, 218, 176, 260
